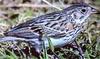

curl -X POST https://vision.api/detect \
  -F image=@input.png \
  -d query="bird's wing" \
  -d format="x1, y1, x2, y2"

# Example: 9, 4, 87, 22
4, 26, 41, 39
4, 25, 67, 39
10, 11, 61, 31
4, 11, 71, 39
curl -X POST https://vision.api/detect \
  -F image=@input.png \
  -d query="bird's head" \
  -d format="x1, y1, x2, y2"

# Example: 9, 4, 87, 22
64, 3, 99, 26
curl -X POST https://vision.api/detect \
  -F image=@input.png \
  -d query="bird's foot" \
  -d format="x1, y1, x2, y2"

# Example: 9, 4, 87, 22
69, 40, 84, 59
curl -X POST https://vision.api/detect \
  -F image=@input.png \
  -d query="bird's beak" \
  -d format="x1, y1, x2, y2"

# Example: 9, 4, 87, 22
91, 7, 100, 14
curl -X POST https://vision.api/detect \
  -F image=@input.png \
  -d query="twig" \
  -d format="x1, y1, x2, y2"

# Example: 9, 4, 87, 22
59, 0, 65, 8
42, 0, 62, 10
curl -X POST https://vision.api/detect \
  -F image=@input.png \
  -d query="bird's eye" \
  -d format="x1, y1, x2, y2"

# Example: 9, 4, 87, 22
81, 9, 86, 12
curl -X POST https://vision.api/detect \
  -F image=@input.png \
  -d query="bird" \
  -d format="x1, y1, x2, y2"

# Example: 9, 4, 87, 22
2, 3, 98, 59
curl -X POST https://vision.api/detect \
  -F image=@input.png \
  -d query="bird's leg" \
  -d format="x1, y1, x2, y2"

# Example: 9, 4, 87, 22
51, 51, 60, 59
39, 27, 60, 59
44, 35, 60, 59
38, 29, 51, 59
28, 30, 44, 59
70, 40, 84, 59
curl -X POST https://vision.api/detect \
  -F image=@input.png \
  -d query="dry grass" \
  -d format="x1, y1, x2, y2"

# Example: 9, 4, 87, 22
0, 0, 100, 59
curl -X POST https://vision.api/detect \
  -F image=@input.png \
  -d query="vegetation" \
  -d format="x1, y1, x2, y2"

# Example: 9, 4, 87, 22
0, 0, 100, 59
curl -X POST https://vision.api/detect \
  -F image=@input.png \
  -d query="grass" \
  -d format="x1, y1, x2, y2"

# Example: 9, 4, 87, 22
0, 0, 100, 59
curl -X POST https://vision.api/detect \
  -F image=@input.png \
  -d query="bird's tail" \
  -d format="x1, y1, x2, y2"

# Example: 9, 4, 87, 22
0, 36, 27, 42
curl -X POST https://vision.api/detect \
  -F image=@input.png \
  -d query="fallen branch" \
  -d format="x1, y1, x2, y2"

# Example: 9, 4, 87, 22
0, 4, 70, 8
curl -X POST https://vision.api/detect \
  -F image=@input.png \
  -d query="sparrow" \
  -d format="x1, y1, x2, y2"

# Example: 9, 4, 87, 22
1, 3, 98, 59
